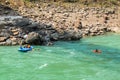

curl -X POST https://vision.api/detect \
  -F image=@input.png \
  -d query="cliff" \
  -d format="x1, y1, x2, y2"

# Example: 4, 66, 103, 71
0, 1, 120, 46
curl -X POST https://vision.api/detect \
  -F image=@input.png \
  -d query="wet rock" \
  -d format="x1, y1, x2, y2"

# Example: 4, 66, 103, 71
43, 34, 51, 45
90, 33, 96, 36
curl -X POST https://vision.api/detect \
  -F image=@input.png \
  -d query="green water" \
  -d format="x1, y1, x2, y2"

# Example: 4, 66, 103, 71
0, 33, 120, 80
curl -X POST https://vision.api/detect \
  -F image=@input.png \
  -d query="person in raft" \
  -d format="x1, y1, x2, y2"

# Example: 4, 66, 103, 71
27, 44, 31, 48
23, 44, 31, 48
93, 49, 101, 53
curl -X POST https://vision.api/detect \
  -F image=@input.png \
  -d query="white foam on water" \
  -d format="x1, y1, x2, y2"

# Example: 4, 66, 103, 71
70, 51, 75, 55
46, 50, 52, 52
38, 63, 48, 69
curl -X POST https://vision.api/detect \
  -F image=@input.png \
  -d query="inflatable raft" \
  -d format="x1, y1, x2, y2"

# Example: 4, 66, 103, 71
18, 46, 33, 52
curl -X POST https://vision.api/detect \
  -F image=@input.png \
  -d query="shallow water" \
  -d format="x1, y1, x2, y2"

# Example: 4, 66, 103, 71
0, 33, 120, 80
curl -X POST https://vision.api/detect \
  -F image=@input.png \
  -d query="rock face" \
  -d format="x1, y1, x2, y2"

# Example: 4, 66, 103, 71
0, 4, 120, 46
18, 3, 120, 37
0, 16, 82, 46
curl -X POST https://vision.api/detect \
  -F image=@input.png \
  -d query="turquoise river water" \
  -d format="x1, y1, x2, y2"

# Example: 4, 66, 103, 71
0, 33, 120, 80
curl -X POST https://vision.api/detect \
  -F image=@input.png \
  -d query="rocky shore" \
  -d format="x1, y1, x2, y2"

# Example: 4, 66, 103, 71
0, 3, 120, 46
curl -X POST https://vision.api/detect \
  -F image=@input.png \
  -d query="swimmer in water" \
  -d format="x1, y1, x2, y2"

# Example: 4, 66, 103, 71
93, 49, 101, 54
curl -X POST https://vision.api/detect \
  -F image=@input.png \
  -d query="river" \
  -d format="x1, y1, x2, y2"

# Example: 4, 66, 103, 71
0, 33, 120, 80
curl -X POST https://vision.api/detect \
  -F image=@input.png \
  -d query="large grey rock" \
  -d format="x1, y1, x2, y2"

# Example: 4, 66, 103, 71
50, 33, 59, 41
12, 41, 17, 45
15, 18, 30, 27
26, 23, 39, 31
25, 32, 42, 45
0, 32, 11, 37
0, 21, 7, 26
6, 39, 12, 45
27, 23, 39, 28
18, 39, 26, 45
60, 30, 82, 40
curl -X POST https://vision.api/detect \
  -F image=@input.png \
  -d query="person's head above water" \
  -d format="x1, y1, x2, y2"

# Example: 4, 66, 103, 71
93, 49, 101, 54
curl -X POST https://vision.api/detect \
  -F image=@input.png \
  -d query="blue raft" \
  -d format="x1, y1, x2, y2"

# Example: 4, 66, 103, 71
18, 46, 33, 52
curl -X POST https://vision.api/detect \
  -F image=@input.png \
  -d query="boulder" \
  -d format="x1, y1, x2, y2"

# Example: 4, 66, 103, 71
0, 42, 6, 46
50, 33, 59, 41
18, 39, 26, 45
13, 31, 19, 35
25, 32, 42, 45
6, 39, 12, 45
10, 37, 17, 42
26, 23, 39, 31
27, 23, 39, 28
12, 42, 17, 45
0, 32, 10, 37
15, 18, 30, 27
60, 30, 82, 40
0, 21, 7, 26
42, 34, 53, 46
110, 27, 120, 33
11, 29, 18, 32
0, 37, 7, 42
